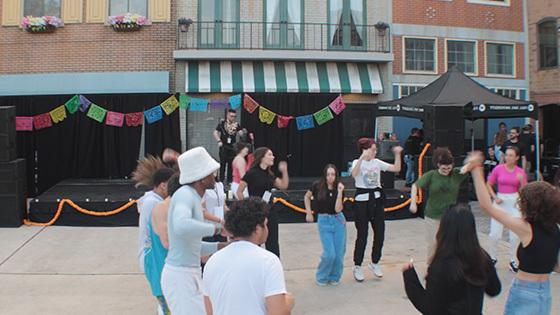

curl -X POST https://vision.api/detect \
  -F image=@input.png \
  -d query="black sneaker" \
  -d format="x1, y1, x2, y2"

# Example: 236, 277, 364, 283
509, 260, 519, 273
491, 258, 497, 266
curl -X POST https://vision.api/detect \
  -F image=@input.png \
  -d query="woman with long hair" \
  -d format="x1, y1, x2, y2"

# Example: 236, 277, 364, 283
351, 137, 402, 281
304, 164, 346, 286
486, 146, 527, 271
236, 147, 289, 257
231, 142, 251, 199
402, 204, 501, 314
464, 152, 560, 315
409, 147, 469, 261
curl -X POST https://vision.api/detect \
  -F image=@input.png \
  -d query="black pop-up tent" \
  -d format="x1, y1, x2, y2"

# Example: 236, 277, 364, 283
376, 66, 541, 173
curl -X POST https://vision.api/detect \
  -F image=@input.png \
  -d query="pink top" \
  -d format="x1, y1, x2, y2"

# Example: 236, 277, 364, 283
487, 164, 526, 194
232, 156, 251, 184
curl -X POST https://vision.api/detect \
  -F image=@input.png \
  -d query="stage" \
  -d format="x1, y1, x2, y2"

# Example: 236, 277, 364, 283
27, 177, 416, 226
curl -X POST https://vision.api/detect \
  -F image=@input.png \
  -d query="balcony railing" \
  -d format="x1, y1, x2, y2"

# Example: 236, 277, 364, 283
177, 21, 390, 53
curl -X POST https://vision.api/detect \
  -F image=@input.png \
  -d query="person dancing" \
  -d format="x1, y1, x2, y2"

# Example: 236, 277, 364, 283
304, 164, 346, 286
351, 138, 402, 281
231, 142, 251, 200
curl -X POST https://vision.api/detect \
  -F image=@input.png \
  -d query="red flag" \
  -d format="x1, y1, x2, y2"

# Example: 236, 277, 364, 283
328, 95, 346, 115
33, 113, 53, 130
106, 111, 125, 127
277, 115, 293, 128
125, 112, 143, 127
243, 94, 259, 114
16, 117, 34, 131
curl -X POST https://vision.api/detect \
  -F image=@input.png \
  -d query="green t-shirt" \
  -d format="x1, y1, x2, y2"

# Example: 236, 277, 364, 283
415, 169, 469, 219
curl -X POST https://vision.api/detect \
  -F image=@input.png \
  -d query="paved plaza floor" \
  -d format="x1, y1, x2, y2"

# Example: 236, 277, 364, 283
0, 202, 558, 314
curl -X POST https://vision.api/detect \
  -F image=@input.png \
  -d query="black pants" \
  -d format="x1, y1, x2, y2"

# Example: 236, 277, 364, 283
353, 189, 385, 266
265, 210, 280, 257
219, 146, 234, 184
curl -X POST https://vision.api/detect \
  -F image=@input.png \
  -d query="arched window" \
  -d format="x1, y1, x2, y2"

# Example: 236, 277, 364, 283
538, 19, 558, 69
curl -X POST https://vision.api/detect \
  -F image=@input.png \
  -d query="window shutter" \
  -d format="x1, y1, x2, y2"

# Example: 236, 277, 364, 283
86, 0, 107, 23
62, 0, 83, 23
2, 0, 22, 26
149, 0, 170, 22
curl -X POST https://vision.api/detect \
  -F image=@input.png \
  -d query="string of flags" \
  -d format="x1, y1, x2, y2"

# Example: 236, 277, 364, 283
243, 95, 346, 130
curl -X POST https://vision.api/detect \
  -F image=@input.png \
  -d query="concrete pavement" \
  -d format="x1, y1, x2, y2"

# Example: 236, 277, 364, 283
0, 203, 558, 315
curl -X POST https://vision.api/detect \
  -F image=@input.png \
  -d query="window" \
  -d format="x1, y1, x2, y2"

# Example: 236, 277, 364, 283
24, 0, 61, 17
265, 0, 303, 48
329, 0, 366, 49
495, 88, 517, 99
404, 38, 436, 72
486, 42, 514, 76
538, 19, 558, 69
447, 40, 476, 74
110, 0, 147, 16
467, 0, 509, 6
199, 0, 239, 48
400, 85, 423, 97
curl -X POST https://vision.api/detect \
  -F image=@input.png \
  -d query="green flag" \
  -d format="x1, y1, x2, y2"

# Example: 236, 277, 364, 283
179, 94, 190, 109
87, 103, 107, 123
64, 95, 80, 114
313, 107, 334, 126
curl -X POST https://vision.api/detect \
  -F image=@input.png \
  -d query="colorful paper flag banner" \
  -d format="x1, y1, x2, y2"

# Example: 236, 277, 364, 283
243, 94, 259, 113
160, 96, 179, 115
144, 106, 163, 124
259, 106, 276, 124
15, 117, 34, 131
328, 95, 346, 115
179, 94, 190, 109
65, 95, 80, 114
229, 94, 242, 110
210, 98, 230, 108
33, 113, 53, 130
49, 105, 67, 123
296, 115, 315, 130
79, 95, 92, 112
313, 107, 334, 126
277, 115, 293, 128
125, 112, 143, 127
189, 97, 209, 112
105, 111, 125, 127
87, 104, 108, 123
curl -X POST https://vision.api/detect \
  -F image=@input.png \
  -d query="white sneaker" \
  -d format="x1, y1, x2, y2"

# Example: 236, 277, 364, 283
352, 265, 365, 282
368, 262, 383, 278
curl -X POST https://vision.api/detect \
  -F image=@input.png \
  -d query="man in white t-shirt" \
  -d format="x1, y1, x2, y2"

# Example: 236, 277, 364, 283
203, 197, 295, 315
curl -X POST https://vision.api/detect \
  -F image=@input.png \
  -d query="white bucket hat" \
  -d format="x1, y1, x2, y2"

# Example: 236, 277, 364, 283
178, 147, 220, 184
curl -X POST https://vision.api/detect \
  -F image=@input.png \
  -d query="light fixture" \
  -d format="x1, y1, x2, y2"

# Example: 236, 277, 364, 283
178, 18, 193, 33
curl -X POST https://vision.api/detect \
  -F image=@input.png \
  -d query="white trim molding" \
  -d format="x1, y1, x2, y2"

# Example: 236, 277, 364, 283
402, 36, 438, 75
467, 0, 510, 7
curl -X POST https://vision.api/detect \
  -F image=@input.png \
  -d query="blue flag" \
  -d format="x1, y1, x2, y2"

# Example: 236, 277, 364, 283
296, 115, 315, 130
144, 106, 163, 124
189, 97, 209, 112
229, 94, 242, 109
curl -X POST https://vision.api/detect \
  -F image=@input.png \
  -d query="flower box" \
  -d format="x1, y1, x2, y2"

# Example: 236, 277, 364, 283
21, 16, 63, 33
108, 13, 149, 32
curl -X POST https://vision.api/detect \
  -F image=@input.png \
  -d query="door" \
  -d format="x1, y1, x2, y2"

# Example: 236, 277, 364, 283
329, 0, 365, 50
199, 0, 239, 48
265, 0, 303, 49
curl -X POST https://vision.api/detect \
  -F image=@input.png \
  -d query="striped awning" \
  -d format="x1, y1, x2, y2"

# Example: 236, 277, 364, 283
185, 61, 383, 94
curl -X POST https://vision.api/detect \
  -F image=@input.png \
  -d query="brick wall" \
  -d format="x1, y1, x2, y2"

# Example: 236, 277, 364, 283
0, 0, 177, 91
528, 0, 560, 104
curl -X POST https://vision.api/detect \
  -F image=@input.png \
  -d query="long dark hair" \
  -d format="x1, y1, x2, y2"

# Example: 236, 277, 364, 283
250, 147, 275, 178
432, 204, 489, 286
313, 164, 340, 201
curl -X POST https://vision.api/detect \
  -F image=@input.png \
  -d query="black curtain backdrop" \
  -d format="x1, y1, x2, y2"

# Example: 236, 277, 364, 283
0, 93, 180, 197
241, 93, 343, 177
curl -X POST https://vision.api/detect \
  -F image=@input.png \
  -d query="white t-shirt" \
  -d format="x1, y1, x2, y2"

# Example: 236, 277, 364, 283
202, 182, 226, 223
203, 241, 287, 315
351, 158, 391, 201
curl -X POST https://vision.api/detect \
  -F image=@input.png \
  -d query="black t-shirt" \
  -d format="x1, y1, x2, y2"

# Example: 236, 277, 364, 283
404, 135, 422, 156
519, 133, 537, 161
242, 167, 276, 199
310, 182, 339, 215
501, 140, 526, 166
215, 120, 241, 148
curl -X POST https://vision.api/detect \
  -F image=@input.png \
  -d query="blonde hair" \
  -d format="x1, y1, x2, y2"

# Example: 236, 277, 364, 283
131, 155, 165, 188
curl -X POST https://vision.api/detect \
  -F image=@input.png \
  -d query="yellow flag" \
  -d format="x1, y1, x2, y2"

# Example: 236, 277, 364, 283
160, 96, 179, 115
259, 106, 276, 124
49, 105, 67, 123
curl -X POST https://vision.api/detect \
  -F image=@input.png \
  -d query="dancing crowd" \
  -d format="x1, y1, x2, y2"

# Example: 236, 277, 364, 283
131, 111, 559, 315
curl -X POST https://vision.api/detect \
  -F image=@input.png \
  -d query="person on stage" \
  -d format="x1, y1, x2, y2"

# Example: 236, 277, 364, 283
213, 109, 242, 185
486, 146, 527, 272
304, 164, 346, 286
160, 147, 227, 315
351, 137, 402, 282
409, 147, 469, 262
236, 147, 289, 257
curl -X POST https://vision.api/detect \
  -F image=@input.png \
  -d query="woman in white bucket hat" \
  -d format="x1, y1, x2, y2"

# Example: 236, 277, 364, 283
160, 147, 228, 315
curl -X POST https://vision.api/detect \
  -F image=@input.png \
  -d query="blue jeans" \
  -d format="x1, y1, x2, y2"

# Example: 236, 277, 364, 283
404, 155, 415, 184
504, 278, 551, 315
316, 213, 347, 283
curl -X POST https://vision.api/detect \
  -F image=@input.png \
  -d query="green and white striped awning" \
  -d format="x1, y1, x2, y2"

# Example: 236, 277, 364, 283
185, 61, 383, 94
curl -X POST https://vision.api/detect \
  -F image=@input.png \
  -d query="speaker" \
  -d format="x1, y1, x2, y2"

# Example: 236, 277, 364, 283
0, 159, 27, 227
0, 106, 16, 162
